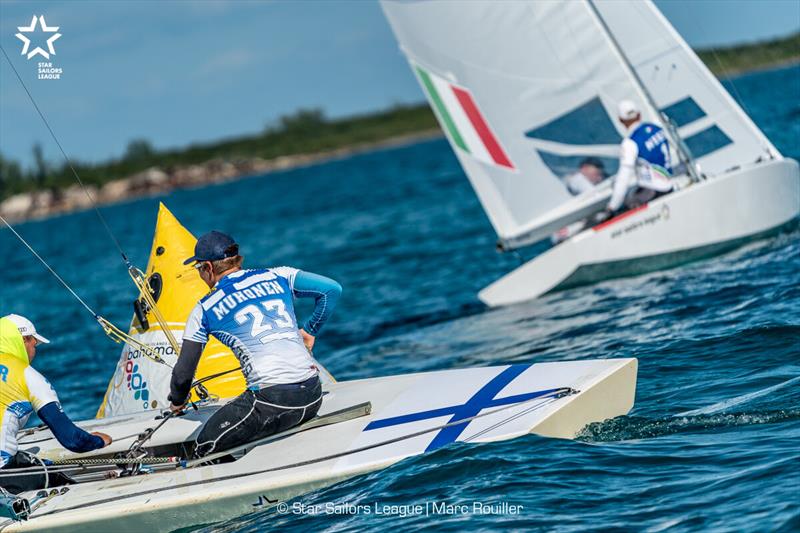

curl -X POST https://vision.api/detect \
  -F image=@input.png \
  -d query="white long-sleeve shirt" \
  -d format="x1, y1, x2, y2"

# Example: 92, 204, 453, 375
564, 171, 596, 195
608, 137, 640, 211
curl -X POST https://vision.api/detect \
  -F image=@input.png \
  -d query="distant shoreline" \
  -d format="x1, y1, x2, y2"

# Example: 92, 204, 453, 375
724, 56, 800, 78
697, 31, 800, 77
0, 128, 444, 224
2, 32, 798, 224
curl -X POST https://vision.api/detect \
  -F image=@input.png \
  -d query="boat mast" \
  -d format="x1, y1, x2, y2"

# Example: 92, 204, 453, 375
585, 0, 701, 183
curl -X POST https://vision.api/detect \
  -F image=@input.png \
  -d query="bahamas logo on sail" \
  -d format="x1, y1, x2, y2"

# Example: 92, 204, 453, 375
15, 15, 63, 80
414, 63, 516, 171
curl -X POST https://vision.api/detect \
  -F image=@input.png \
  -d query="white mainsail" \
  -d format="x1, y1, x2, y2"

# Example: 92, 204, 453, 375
380, 0, 782, 249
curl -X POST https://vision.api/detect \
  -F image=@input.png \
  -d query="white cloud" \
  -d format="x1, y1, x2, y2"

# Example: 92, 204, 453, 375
195, 48, 256, 78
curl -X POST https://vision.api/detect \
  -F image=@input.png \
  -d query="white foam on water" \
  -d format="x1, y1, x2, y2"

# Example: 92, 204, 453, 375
676, 374, 800, 416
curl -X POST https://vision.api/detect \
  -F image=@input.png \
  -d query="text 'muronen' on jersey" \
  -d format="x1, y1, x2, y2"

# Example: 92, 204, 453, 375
184, 267, 317, 388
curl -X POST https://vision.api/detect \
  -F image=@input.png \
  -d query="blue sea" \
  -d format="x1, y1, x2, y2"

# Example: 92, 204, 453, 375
1, 64, 799, 531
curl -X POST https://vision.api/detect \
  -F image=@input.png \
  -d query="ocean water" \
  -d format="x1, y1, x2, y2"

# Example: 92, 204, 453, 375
1, 64, 799, 531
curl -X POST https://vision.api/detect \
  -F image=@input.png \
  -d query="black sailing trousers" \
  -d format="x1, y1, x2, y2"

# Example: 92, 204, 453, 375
194, 375, 322, 458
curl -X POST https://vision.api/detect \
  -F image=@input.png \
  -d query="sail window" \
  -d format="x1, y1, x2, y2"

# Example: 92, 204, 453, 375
660, 97, 706, 128
684, 125, 733, 158
536, 150, 619, 180
525, 97, 622, 146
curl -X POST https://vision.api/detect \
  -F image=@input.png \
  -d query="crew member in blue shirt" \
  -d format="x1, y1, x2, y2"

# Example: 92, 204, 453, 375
597, 100, 675, 221
168, 231, 342, 458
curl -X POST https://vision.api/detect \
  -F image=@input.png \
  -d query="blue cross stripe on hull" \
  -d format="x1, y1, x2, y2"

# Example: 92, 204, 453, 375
364, 364, 566, 452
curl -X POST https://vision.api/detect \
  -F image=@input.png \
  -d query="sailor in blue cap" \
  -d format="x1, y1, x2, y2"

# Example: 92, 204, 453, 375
170, 230, 342, 458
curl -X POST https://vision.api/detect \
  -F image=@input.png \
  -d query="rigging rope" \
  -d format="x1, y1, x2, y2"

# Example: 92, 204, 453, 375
0, 215, 99, 318
53, 456, 180, 466
679, 16, 755, 123
0, 215, 171, 367
125, 410, 179, 460
127, 266, 181, 354
0, 45, 130, 264
0, 213, 230, 398
0, 46, 219, 397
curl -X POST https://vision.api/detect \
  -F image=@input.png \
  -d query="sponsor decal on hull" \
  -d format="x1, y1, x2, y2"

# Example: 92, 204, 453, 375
608, 204, 671, 239
594, 204, 671, 239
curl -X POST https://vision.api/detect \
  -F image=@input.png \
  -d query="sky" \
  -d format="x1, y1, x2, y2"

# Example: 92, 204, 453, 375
1, 0, 798, 168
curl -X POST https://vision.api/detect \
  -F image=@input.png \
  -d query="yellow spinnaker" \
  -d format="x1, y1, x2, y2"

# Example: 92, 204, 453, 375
96, 203, 245, 417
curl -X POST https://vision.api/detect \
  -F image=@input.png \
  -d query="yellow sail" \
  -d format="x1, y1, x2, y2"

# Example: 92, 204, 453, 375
96, 203, 245, 417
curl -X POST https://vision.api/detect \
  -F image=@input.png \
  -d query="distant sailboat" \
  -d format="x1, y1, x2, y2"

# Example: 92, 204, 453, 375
381, 0, 799, 307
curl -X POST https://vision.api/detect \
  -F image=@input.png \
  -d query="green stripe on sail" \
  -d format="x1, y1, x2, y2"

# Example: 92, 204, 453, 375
415, 66, 469, 152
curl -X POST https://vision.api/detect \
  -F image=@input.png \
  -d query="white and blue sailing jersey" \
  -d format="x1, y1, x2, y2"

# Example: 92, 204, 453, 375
630, 122, 672, 173
184, 267, 321, 388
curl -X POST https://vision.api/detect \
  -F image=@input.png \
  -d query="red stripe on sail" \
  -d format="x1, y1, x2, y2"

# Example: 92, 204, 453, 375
451, 86, 515, 169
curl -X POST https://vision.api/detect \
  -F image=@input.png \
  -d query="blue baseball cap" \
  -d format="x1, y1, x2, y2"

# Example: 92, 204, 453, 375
183, 231, 239, 265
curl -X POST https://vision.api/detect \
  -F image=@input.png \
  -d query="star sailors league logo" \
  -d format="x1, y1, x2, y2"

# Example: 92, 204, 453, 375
15, 15, 63, 80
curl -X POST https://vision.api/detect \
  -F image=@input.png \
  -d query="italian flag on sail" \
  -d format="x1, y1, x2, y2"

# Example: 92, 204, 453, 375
415, 64, 516, 171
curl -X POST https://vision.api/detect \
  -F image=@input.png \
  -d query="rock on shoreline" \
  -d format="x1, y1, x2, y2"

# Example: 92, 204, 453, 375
0, 130, 442, 224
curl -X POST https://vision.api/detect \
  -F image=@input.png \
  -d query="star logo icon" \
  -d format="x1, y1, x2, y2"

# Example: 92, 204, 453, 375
16, 15, 62, 60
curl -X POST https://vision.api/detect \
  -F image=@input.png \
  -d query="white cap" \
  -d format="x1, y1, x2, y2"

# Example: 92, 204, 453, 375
4, 314, 50, 344
617, 99, 640, 120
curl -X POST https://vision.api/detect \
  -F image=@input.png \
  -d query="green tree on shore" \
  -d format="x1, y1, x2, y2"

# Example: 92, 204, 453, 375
274, 108, 327, 136
0, 152, 25, 195
32, 143, 48, 189
125, 139, 155, 162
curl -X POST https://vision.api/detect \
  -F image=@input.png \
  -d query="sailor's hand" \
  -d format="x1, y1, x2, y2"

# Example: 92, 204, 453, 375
92, 432, 113, 447
593, 209, 612, 224
169, 402, 186, 414
299, 328, 315, 353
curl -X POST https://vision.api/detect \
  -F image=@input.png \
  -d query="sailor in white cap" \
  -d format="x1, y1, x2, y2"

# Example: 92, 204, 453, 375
5, 313, 50, 357
0, 314, 111, 493
597, 99, 675, 222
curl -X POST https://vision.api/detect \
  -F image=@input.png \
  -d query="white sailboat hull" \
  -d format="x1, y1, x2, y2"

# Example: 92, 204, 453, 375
2, 358, 636, 532
480, 158, 800, 307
